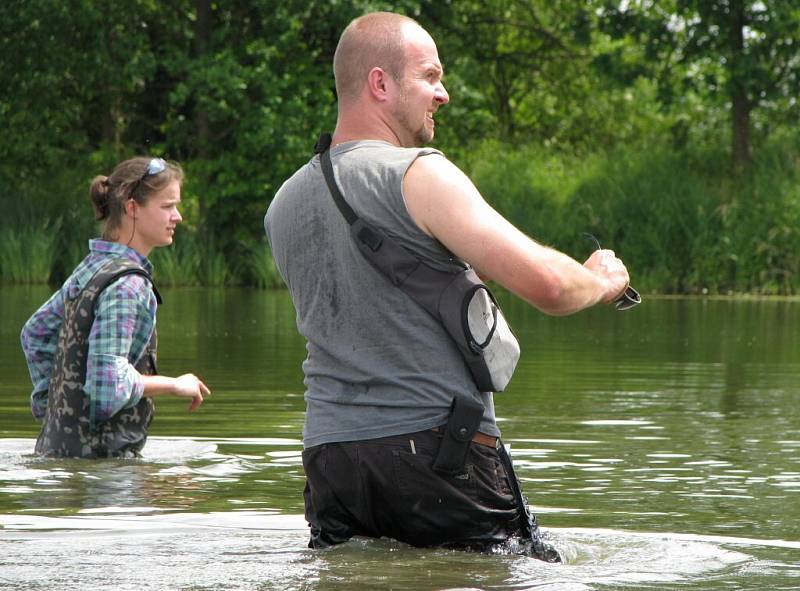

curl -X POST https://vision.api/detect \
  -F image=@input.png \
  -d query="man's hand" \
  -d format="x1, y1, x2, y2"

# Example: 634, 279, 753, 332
583, 249, 630, 304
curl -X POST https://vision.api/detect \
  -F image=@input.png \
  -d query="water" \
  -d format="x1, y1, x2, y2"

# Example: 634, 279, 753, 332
1, 286, 799, 590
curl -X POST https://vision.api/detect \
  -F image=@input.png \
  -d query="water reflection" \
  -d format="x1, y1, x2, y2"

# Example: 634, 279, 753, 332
1, 507, 790, 591
2, 436, 799, 590
3, 290, 800, 589
0, 438, 305, 516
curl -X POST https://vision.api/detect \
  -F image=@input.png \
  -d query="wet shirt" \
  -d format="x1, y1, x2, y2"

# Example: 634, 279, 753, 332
265, 140, 499, 448
20, 240, 157, 423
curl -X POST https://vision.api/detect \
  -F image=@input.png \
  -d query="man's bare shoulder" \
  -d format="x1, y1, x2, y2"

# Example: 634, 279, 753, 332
404, 152, 485, 235
406, 151, 468, 187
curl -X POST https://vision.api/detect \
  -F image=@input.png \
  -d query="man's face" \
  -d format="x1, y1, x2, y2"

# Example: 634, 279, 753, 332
392, 26, 449, 147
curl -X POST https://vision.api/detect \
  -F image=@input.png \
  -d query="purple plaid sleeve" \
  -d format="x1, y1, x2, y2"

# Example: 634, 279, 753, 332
84, 274, 155, 423
20, 289, 66, 419
21, 240, 157, 423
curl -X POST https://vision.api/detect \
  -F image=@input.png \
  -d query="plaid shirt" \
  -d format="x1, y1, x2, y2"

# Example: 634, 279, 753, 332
20, 240, 158, 423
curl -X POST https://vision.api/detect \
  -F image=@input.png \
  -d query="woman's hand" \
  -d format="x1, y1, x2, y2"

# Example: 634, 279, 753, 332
171, 373, 212, 411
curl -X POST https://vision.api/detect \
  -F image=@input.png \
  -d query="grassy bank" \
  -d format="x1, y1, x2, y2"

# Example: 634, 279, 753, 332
462, 136, 800, 295
0, 225, 284, 290
2, 138, 798, 294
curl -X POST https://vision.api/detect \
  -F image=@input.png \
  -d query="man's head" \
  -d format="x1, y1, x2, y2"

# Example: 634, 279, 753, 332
334, 12, 413, 104
333, 12, 449, 147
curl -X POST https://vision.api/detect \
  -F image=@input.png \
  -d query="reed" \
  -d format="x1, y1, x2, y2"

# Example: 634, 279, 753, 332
150, 233, 231, 287
250, 240, 284, 289
0, 225, 58, 284
150, 234, 202, 287
464, 137, 800, 294
462, 140, 582, 242
3, 137, 798, 293
203, 250, 229, 287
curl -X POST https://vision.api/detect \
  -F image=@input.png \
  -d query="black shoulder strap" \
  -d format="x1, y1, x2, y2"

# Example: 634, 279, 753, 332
315, 132, 385, 252
315, 132, 358, 226
93, 259, 163, 306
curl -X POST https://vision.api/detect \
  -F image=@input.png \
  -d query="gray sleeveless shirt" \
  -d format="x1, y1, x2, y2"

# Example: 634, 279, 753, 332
265, 140, 498, 448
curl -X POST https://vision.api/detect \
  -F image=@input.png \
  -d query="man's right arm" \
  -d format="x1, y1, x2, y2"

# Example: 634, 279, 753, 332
403, 154, 629, 316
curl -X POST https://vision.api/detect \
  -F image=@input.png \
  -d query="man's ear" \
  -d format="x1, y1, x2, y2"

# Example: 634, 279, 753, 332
366, 67, 391, 102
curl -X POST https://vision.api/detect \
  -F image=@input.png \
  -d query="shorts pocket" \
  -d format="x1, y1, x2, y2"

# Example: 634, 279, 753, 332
391, 447, 477, 502
468, 445, 515, 505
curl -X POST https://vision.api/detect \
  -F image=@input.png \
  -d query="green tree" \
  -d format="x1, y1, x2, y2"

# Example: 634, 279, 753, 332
426, 0, 586, 143
157, 0, 362, 280
599, 0, 800, 172
412, 0, 672, 156
0, 0, 167, 278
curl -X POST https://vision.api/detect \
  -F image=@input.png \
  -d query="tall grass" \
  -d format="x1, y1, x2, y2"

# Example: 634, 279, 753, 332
203, 251, 229, 287
464, 138, 800, 295
4, 138, 799, 293
150, 239, 201, 287
0, 225, 59, 284
149, 232, 238, 287
250, 240, 284, 289
148, 227, 206, 287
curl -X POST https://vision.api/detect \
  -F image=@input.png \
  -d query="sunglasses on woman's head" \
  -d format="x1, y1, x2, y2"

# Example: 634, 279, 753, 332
130, 158, 167, 197
143, 157, 167, 178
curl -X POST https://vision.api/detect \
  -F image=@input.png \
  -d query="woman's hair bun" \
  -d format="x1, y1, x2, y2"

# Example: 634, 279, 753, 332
89, 175, 112, 220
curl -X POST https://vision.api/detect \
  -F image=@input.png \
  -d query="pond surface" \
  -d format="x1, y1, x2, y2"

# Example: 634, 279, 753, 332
1, 286, 799, 590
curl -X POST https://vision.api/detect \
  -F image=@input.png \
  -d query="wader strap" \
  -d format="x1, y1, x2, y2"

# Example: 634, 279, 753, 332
101, 268, 162, 304
496, 442, 561, 562
93, 262, 161, 374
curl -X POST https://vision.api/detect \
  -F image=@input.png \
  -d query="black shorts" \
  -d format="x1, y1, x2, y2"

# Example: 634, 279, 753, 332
301, 428, 525, 551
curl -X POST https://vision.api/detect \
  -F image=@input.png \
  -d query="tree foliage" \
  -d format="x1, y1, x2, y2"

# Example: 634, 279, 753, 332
598, 0, 800, 171
0, 0, 798, 289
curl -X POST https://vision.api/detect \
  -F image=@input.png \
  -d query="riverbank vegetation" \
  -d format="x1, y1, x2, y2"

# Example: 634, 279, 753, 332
1, 1, 798, 294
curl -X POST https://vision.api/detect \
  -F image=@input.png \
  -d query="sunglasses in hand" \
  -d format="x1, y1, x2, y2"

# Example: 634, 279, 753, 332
583, 233, 642, 311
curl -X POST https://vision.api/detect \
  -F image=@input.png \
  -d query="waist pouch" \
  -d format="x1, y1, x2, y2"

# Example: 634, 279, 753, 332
431, 396, 485, 474
315, 133, 520, 392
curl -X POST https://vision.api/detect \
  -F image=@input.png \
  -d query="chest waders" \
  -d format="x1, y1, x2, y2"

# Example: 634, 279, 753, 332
314, 134, 560, 562
34, 259, 161, 458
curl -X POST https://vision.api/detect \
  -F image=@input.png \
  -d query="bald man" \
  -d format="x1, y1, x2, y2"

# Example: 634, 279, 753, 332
265, 12, 629, 558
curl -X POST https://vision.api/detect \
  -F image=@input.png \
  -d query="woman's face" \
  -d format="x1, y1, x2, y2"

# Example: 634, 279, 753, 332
128, 179, 183, 256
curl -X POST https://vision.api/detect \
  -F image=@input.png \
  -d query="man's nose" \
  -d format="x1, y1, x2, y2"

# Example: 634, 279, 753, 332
435, 82, 449, 105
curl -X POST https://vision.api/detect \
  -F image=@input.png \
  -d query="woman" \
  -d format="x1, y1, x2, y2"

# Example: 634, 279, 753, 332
21, 156, 211, 458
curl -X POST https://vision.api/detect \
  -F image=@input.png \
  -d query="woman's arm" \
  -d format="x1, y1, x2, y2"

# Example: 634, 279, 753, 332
86, 274, 210, 421
85, 274, 154, 421
20, 289, 66, 419
140, 374, 210, 412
